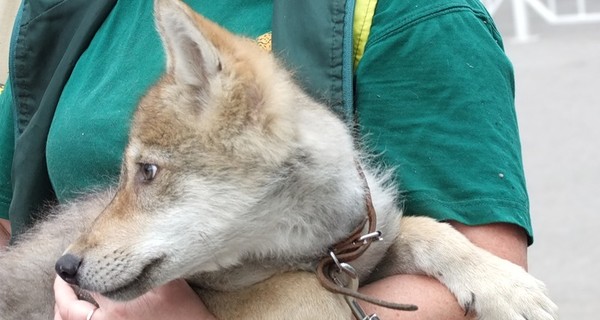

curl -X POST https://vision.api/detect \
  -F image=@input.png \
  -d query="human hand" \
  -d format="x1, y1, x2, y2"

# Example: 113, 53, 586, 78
54, 276, 217, 320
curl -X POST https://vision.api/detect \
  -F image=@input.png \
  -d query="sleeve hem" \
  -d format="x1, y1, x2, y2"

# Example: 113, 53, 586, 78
403, 193, 533, 245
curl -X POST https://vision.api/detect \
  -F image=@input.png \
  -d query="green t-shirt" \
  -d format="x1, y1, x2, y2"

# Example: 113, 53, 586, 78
0, 83, 14, 214
357, 0, 530, 237
0, 0, 532, 240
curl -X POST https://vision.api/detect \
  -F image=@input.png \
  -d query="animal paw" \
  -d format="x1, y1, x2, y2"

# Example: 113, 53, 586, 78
452, 260, 558, 320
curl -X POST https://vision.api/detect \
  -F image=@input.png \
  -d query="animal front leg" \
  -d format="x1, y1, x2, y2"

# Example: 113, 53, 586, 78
371, 216, 558, 320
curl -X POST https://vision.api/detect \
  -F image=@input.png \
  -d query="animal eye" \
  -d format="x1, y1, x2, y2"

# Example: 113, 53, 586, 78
140, 163, 158, 181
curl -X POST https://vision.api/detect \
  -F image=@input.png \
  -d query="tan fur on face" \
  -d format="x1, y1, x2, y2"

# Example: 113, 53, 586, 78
132, 31, 298, 169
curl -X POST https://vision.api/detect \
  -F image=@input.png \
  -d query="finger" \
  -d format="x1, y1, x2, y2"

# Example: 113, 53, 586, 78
54, 304, 62, 320
53, 276, 79, 303
54, 276, 97, 320
93, 280, 215, 320
149, 280, 213, 315
89, 291, 111, 307
91, 279, 193, 305
85, 307, 102, 320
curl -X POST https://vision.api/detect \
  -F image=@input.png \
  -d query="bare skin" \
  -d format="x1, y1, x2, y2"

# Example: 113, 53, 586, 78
53, 278, 217, 320
0, 218, 10, 248
358, 222, 528, 319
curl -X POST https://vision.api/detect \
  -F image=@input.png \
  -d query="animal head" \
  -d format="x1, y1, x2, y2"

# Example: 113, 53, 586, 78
55, 0, 367, 300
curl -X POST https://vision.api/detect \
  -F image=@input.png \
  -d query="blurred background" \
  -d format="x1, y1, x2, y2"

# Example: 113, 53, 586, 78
0, 1, 18, 82
1, 0, 598, 318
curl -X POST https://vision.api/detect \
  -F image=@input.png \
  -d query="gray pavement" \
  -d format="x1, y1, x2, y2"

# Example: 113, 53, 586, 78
494, 6, 600, 320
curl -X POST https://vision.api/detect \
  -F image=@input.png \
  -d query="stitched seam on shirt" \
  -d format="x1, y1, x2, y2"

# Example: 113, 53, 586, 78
408, 193, 528, 210
20, 0, 70, 27
367, 4, 489, 47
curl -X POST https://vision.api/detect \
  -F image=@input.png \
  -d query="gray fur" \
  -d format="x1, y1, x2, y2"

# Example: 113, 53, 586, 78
0, 191, 111, 318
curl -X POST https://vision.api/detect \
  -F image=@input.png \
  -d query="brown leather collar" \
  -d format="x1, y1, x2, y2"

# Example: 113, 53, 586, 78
315, 163, 418, 312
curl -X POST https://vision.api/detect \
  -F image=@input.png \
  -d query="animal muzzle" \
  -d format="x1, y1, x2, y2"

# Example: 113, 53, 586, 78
55, 253, 83, 285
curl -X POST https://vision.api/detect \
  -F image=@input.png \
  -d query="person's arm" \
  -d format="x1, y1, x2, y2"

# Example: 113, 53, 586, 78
0, 218, 10, 248
359, 222, 528, 319
354, 2, 532, 317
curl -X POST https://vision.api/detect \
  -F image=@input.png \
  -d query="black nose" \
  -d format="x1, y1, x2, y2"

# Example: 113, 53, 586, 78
55, 254, 82, 285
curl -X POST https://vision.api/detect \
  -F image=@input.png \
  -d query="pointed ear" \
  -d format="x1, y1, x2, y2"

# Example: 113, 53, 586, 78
154, 0, 221, 87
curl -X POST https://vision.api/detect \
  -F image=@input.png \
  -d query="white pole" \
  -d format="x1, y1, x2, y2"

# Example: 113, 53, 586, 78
547, 0, 556, 14
0, 0, 20, 81
576, 0, 586, 16
512, 0, 532, 42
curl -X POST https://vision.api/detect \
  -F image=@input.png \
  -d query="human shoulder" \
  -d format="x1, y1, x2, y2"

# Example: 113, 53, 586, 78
374, 0, 490, 20
370, 0, 496, 43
